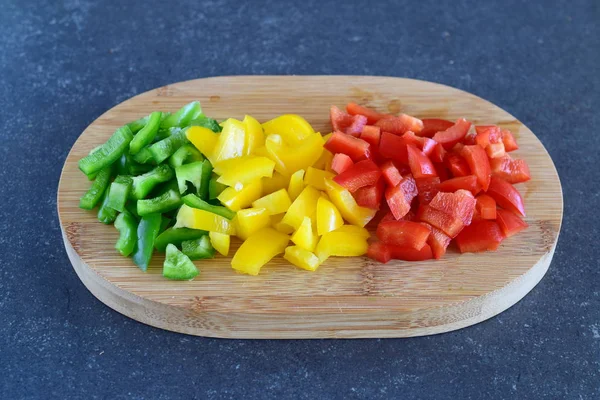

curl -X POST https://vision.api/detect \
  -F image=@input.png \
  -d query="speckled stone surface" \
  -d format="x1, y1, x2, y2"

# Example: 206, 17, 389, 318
1, 0, 598, 398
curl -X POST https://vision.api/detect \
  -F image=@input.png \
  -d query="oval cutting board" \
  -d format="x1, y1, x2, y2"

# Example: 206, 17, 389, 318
57, 76, 562, 339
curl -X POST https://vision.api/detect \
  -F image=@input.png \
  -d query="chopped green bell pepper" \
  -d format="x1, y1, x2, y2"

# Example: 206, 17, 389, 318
175, 161, 203, 195
127, 112, 171, 134
182, 236, 215, 260
199, 159, 212, 200
137, 189, 182, 216
79, 166, 112, 210
79, 126, 134, 176
114, 211, 137, 256
159, 216, 173, 233
160, 101, 202, 130
132, 213, 162, 271
97, 192, 118, 224
149, 128, 188, 164
131, 165, 174, 200
154, 227, 207, 252
125, 200, 140, 220
189, 114, 222, 133
168, 144, 203, 169
182, 194, 235, 220
163, 243, 199, 280
105, 175, 133, 212
208, 174, 227, 200
129, 111, 162, 155
131, 147, 156, 165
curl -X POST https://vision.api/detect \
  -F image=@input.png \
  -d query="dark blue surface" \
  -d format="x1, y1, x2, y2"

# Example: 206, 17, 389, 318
1, 0, 599, 398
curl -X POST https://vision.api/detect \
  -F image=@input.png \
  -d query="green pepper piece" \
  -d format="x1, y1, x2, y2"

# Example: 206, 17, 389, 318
159, 216, 173, 233
98, 192, 118, 224
128, 112, 171, 134
131, 165, 174, 200
149, 179, 180, 199
189, 114, 222, 133
125, 200, 140, 220
129, 112, 162, 155
208, 174, 228, 200
79, 126, 134, 176
199, 159, 213, 200
137, 189, 182, 217
160, 101, 202, 130
114, 211, 137, 256
181, 236, 215, 260
175, 161, 203, 195
131, 147, 156, 165
154, 227, 207, 252
168, 144, 204, 169
132, 213, 162, 271
163, 243, 199, 280
105, 175, 133, 212
149, 128, 188, 164
182, 194, 235, 220
79, 166, 112, 210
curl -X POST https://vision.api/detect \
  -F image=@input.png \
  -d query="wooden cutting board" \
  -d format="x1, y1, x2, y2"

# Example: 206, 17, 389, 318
57, 76, 563, 339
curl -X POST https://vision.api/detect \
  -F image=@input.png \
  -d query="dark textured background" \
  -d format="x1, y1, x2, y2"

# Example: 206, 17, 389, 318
1, 0, 598, 399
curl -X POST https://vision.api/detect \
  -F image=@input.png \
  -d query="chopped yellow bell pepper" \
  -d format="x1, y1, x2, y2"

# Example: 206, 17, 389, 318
216, 156, 275, 186
243, 115, 264, 155
270, 214, 295, 234
324, 179, 376, 227
291, 216, 318, 252
316, 196, 344, 236
333, 224, 371, 239
213, 118, 246, 162
262, 171, 289, 195
231, 228, 289, 275
315, 231, 369, 262
265, 132, 324, 176
284, 246, 321, 271
217, 180, 263, 211
209, 232, 230, 256
186, 126, 219, 161
234, 207, 271, 240
304, 167, 335, 191
281, 186, 321, 230
312, 148, 333, 171
175, 205, 236, 235
261, 114, 314, 146
287, 169, 305, 201
252, 189, 292, 215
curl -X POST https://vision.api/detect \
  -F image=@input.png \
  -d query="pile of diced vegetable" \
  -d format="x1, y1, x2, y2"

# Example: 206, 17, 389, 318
78, 100, 531, 279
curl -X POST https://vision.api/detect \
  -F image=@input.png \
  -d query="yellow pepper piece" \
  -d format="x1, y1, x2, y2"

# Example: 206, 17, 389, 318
261, 114, 315, 146
315, 231, 369, 262
265, 132, 324, 176
175, 205, 236, 235
291, 216, 318, 252
213, 118, 246, 162
324, 179, 376, 227
253, 146, 270, 158
234, 207, 271, 240
217, 180, 263, 211
216, 156, 275, 186
284, 246, 321, 271
231, 228, 289, 275
281, 185, 321, 230
287, 169, 305, 201
243, 115, 265, 155
304, 167, 335, 191
270, 214, 295, 234
333, 224, 371, 239
262, 171, 289, 195
186, 126, 219, 162
312, 148, 333, 171
252, 189, 292, 215
316, 197, 344, 236
209, 232, 230, 256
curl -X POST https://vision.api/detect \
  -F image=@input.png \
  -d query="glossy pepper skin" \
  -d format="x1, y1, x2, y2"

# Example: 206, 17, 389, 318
316, 197, 344, 236
182, 194, 235, 220
114, 211, 137, 256
181, 235, 215, 260
209, 232, 230, 256
231, 228, 289, 275
160, 101, 202, 130
79, 126, 134, 176
213, 119, 246, 163
284, 246, 321, 271
252, 189, 292, 215
137, 189, 182, 216
186, 126, 219, 162
106, 175, 133, 213
175, 161, 204, 195
290, 216, 318, 252
175, 205, 236, 235
148, 128, 188, 164
79, 166, 112, 210
234, 207, 271, 240
281, 186, 321, 230
163, 243, 199, 280
216, 156, 275, 186
261, 114, 314, 146
324, 179, 376, 227
132, 213, 162, 271
154, 227, 207, 252
129, 111, 162, 155
131, 165, 174, 200
315, 231, 369, 262
217, 180, 263, 211
168, 144, 203, 169
97, 191, 118, 224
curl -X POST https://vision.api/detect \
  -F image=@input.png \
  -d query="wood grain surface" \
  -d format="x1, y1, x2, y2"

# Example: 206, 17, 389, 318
57, 76, 563, 339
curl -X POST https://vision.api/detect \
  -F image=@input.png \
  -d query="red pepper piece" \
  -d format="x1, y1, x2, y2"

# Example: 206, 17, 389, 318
353, 178, 385, 209
420, 118, 454, 138
367, 242, 392, 263
490, 155, 531, 184
376, 220, 431, 249
429, 189, 476, 226
389, 243, 433, 261
496, 208, 529, 237
432, 118, 472, 149
417, 204, 465, 238
330, 106, 367, 136
346, 103, 392, 124
407, 144, 437, 178
324, 131, 370, 162
445, 153, 471, 177
475, 194, 497, 220
359, 125, 381, 161
437, 175, 481, 195
385, 175, 417, 220
415, 176, 441, 204
455, 220, 504, 253
461, 145, 491, 191
430, 143, 446, 163
420, 223, 452, 259
375, 114, 424, 135
475, 125, 502, 148
501, 129, 519, 152
331, 153, 354, 174
380, 160, 402, 187
333, 159, 381, 192
486, 176, 526, 217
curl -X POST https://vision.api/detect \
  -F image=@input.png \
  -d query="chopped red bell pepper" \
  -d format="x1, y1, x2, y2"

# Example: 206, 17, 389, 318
430, 143, 447, 163
420, 223, 452, 259
417, 204, 465, 238
420, 118, 454, 138
455, 220, 504, 253
461, 145, 491, 191
496, 208, 528, 237
385, 175, 417, 220
501, 129, 519, 152
434, 162, 450, 181
445, 153, 471, 177
359, 125, 381, 161
463, 132, 477, 145
415, 176, 440, 204
475, 125, 502, 148
367, 242, 392, 263
375, 114, 424, 135
346, 103, 391, 124
429, 189, 476, 226
486, 142, 506, 159
451, 142, 465, 154
330, 106, 367, 136
432, 118, 472, 149
389, 243, 433, 261
324, 131, 370, 161
333, 159, 381, 192
407, 144, 437, 178
490, 155, 531, 184
376, 220, 431, 249
437, 175, 481, 195
475, 194, 496, 220
380, 160, 402, 186
331, 153, 354, 174
354, 178, 385, 209
486, 176, 526, 217
421, 138, 437, 157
